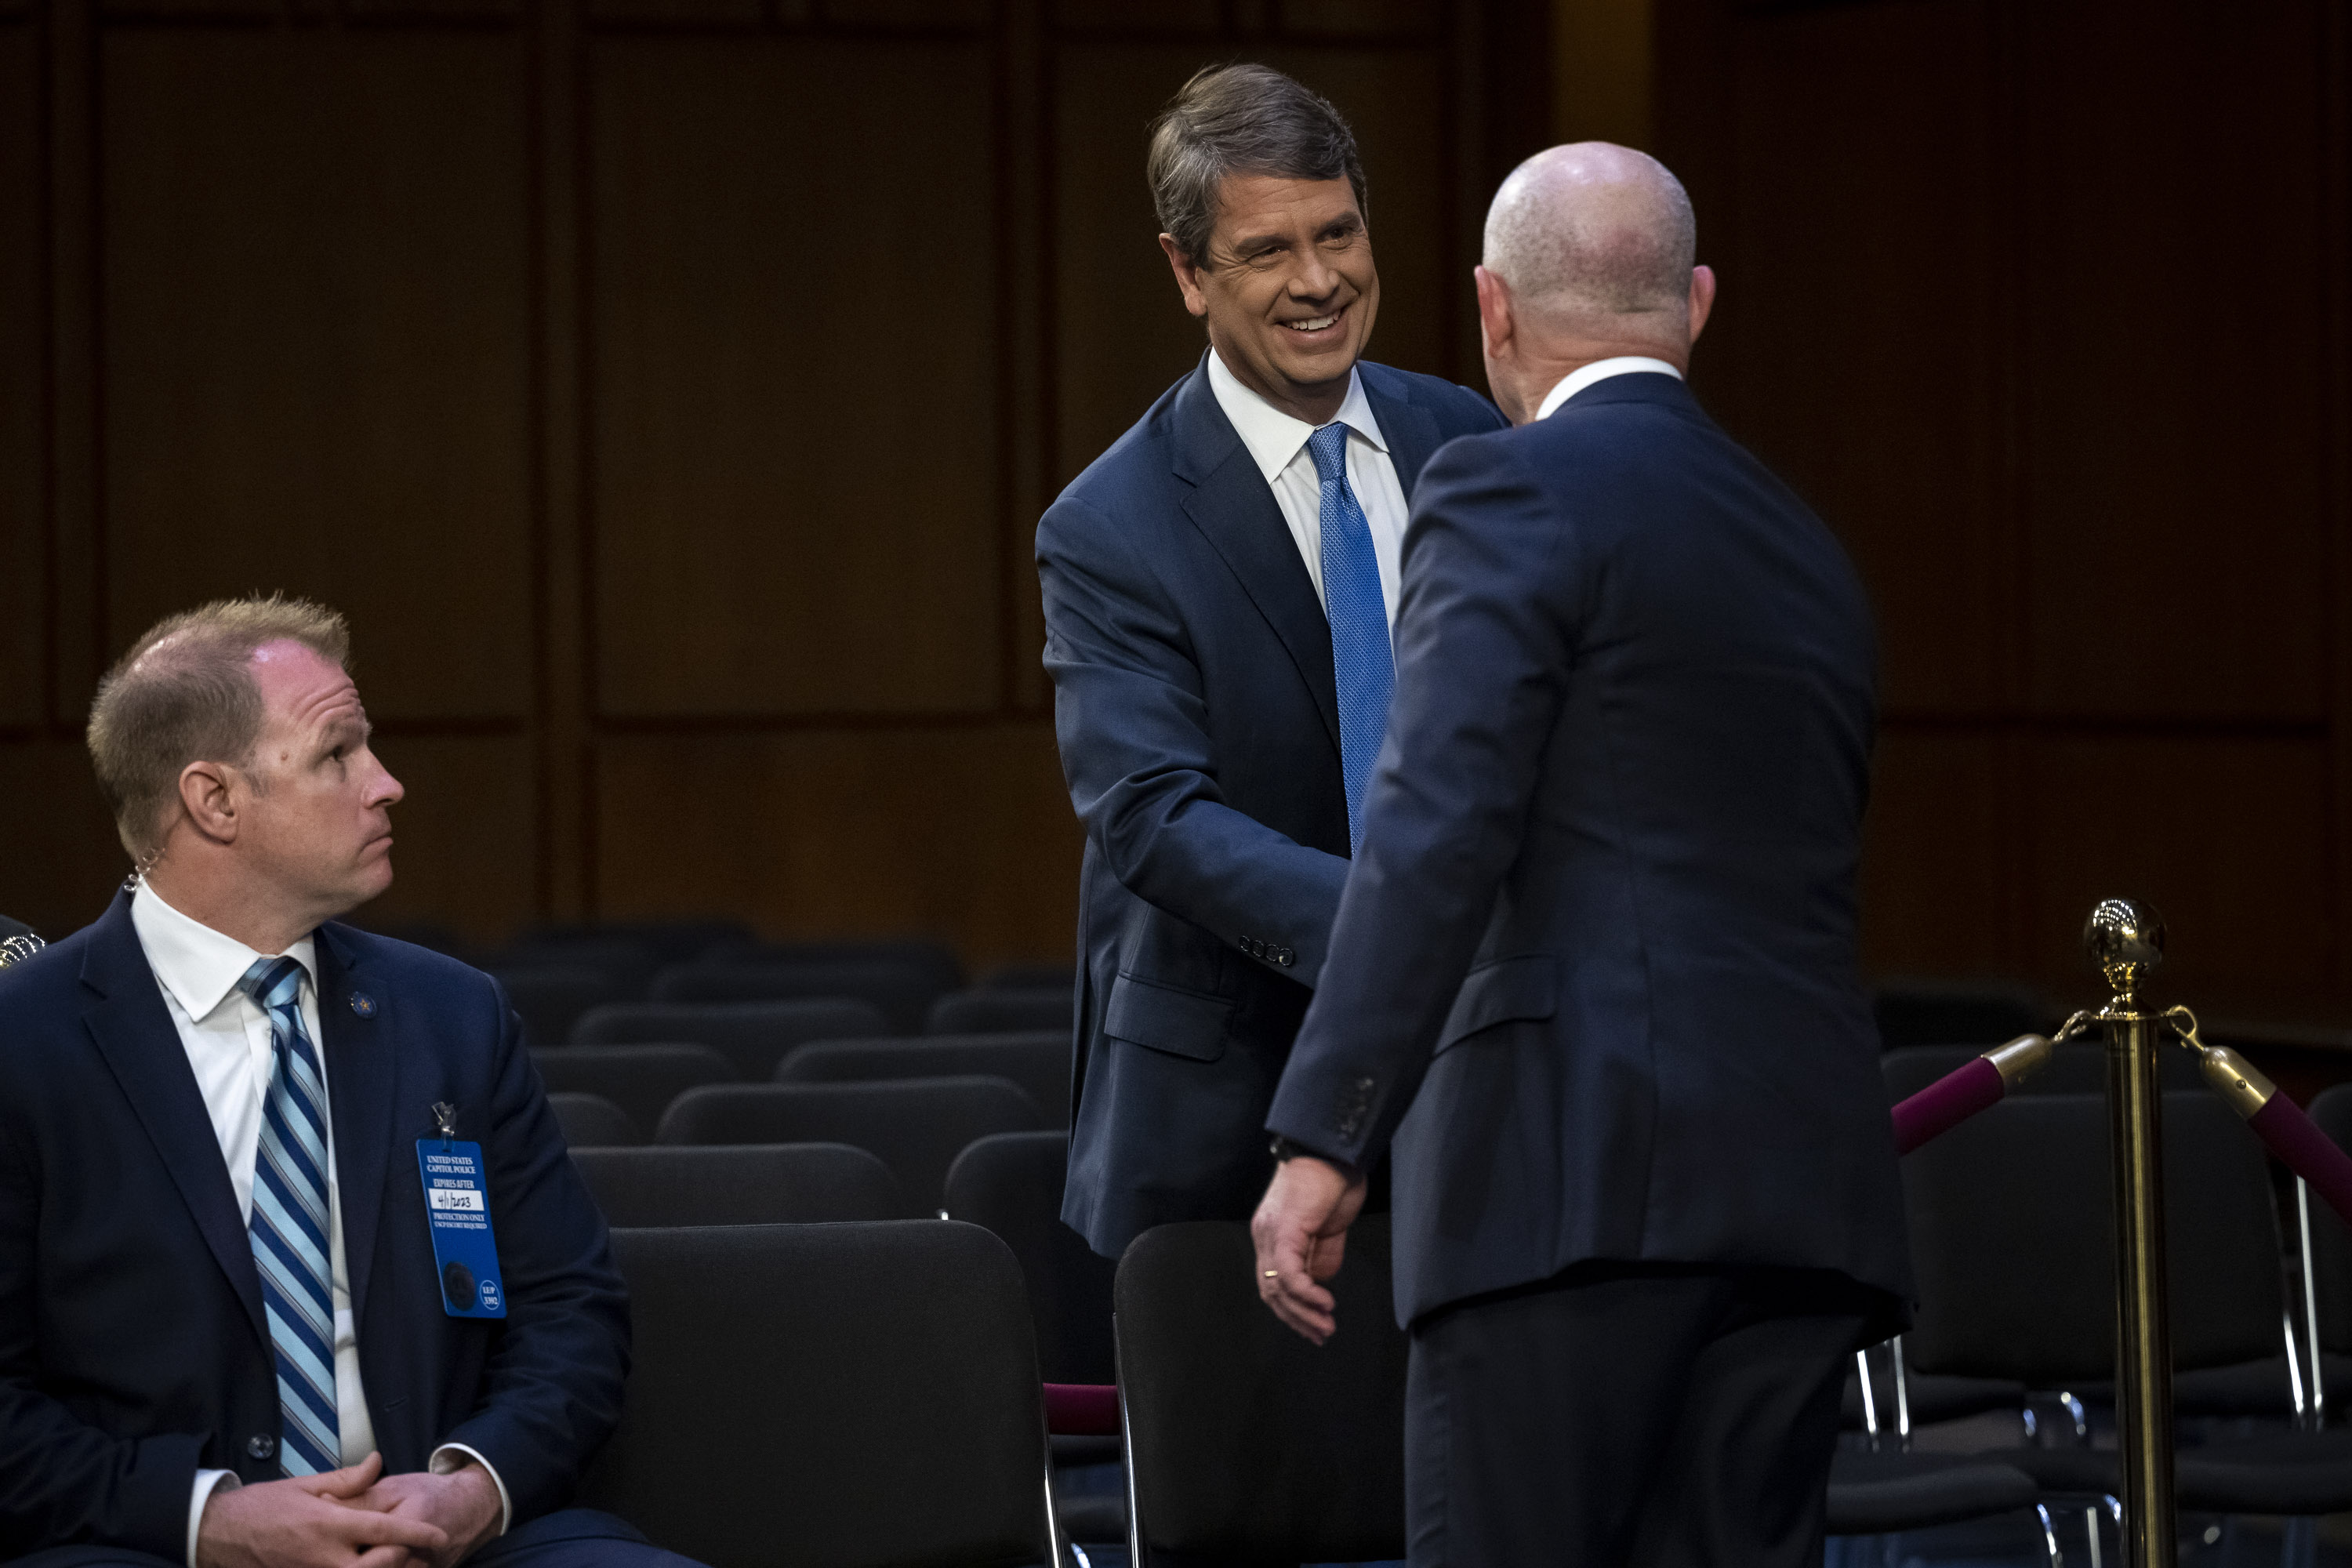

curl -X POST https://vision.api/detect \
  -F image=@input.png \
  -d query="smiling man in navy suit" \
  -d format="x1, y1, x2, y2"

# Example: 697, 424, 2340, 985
1252, 147, 1911, 1566
1040, 64, 1503, 1258
0, 597, 696, 1567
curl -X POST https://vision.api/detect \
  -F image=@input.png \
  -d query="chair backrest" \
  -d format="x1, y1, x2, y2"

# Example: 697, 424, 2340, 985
1882, 1043, 2205, 1102
927, 988, 1073, 1037
981, 962, 1075, 992
491, 967, 641, 1049
546, 1091, 642, 1148
729, 938, 966, 995
569, 999, 892, 1078
518, 918, 753, 967
1902, 1091, 2285, 1385
2302, 1084, 2352, 1355
491, 938, 662, 993
651, 960, 946, 1033
1873, 977, 2051, 1051
1116, 1217, 1406, 1562
944, 1131, 1116, 1384
775, 1033, 1072, 1130
570, 1143, 904, 1225
655, 1077, 1047, 1214
583, 1221, 1051, 1568
532, 1043, 739, 1136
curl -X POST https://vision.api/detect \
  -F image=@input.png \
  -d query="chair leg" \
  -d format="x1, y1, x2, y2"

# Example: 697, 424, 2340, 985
2035, 1503, 2063, 1568
1040, 1442, 1070, 1568
2082, 1501, 2102, 1568
2284, 1515, 2318, 1568
1115, 1313, 1146, 1568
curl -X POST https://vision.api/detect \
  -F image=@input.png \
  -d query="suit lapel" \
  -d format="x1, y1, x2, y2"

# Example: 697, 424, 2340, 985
315, 924, 397, 1335
79, 893, 267, 1345
1168, 360, 1342, 756
1365, 373, 1444, 506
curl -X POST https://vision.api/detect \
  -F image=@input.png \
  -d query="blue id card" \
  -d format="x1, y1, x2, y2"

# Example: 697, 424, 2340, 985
416, 1140, 507, 1319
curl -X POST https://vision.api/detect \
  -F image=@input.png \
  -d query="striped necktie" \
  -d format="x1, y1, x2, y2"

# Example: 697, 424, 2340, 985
1307, 421, 1395, 852
238, 956, 341, 1476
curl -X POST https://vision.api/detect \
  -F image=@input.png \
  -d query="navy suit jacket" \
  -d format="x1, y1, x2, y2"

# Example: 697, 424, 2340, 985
1040, 354, 1504, 1257
1267, 372, 1913, 1327
0, 892, 628, 1559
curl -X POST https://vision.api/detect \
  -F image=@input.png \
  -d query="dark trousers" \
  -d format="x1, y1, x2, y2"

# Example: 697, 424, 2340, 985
16, 1506, 705, 1567
1406, 1262, 1876, 1568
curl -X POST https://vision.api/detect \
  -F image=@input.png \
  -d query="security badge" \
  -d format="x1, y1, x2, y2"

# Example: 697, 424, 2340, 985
415, 1102, 507, 1319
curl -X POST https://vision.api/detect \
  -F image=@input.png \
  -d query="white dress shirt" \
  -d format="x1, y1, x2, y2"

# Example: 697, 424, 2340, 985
129, 886, 508, 1566
1534, 354, 1685, 423
1206, 347, 1413, 630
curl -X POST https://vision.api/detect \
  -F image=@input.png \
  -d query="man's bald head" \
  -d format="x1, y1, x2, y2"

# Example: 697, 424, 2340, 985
1483, 143, 1696, 332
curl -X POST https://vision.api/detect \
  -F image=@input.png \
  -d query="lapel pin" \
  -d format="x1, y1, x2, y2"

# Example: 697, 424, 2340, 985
350, 992, 378, 1018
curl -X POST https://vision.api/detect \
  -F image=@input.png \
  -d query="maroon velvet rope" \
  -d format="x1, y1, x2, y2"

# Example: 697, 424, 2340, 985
1890, 1056, 2007, 1156
2245, 1094, 2352, 1229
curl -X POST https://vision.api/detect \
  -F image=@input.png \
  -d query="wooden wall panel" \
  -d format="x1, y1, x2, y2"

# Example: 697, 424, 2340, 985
2016, 2, 2330, 722
100, 31, 532, 722
0, 740, 130, 937
0, 24, 38, 730
1661, 0, 2350, 1016
1051, 42, 1457, 488
2030, 737, 2333, 1011
1857, 731, 2022, 982
1706, 0, 2008, 717
589, 35, 1000, 717
360, 735, 539, 943
593, 724, 1080, 964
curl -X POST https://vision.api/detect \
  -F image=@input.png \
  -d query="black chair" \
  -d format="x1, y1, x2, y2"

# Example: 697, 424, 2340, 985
518, 917, 754, 967
531, 1044, 739, 1142
927, 988, 1073, 1037
570, 1143, 903, 1225
776, 1033, 1072, 1129
570, 999, 891, 1080
490, 938, 661, 995
729, 938, 966, 996
2296, 1083, 2352, 1409
546, 1091, 641, 1148
1824, 1449, 2040, 1535
1882, 1044, 2205, 1102
1904, 1092, 2352, 1510
490, 966, 641, 1049
1116, 1217, 1406, 1563
982, 962, 1075, 992
583, 1222, 1058, 1568
945, 1132, 1116, 1385
656, 1077, 1047, 1215
651, 959, 948, 1034
1872, 977, 2051, 1051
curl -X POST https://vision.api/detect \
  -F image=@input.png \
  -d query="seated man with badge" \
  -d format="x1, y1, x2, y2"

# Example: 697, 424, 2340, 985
0, 596, 703, 1568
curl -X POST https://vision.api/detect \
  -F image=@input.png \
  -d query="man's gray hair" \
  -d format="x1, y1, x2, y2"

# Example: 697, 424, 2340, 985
1483, 144, 1697, 318
1148, 64, 1367, 263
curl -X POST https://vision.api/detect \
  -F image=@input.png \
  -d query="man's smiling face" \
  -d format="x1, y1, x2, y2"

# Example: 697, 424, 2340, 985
1163, 173, 1381, 424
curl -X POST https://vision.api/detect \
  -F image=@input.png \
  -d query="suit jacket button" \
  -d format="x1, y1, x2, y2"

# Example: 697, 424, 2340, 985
1274, 946, 1295, 967
247, 1433, 275, 1460
1241, 936, 1261, 958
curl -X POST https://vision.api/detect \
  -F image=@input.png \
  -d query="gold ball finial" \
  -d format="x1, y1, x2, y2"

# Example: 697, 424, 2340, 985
2084, 898, 2165, 1000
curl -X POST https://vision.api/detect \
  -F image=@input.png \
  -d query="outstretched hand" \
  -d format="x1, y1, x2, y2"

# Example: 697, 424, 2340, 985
1251, 1153, 1369, 1344
197, 1452, 450, 1568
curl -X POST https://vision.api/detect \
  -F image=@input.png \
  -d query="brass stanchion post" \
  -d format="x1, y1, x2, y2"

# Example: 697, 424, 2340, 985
2085, 898, 2174, 1568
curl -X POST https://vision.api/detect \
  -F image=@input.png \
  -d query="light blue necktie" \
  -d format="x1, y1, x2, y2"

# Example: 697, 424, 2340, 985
1307, 422, 1395, 853
239, 956, 341, 1476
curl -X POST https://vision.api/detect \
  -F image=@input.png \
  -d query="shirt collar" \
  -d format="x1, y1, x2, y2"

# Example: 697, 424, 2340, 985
1206, 347, 1390, 485
1534, 355, 1685, 423
129, 883, 319, 1024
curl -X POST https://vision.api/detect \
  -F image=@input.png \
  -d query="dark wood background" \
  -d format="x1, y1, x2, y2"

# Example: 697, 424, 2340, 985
5, 0, 2347, 1014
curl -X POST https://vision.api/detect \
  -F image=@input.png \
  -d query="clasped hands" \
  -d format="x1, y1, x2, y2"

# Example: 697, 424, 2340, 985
197, 1451, 501, 1568
1250, 1153, 1369, 1344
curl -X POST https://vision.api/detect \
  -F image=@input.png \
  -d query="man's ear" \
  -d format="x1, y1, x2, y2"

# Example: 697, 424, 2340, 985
1160, 234, 1210, 319
177, 759, 241, 845
1473, 265, 1515, 361
1687, 263, 1718, 347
